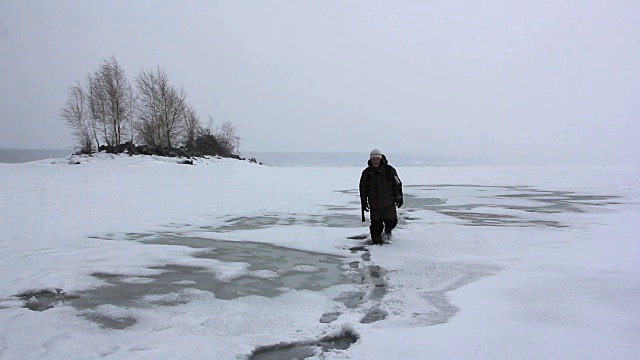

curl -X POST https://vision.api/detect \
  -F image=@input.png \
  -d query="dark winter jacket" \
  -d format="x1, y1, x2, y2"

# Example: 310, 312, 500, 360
359, 155, 403, 209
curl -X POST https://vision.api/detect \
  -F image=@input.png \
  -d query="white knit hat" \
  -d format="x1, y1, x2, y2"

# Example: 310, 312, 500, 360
369, 149, 383, 159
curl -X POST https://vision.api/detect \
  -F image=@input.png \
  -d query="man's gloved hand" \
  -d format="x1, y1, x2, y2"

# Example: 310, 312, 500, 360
361, 199, 369, 212
395, 198, 403, 208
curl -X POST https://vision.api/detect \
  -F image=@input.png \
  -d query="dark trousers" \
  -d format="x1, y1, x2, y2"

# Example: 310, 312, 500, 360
370, 203, 397, 243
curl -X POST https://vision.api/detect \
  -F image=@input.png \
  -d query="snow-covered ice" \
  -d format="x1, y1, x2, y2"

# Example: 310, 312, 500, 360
1, 154, 639, 359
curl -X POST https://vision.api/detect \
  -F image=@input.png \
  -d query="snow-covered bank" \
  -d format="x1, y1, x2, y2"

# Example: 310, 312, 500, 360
1, 155, 639, 359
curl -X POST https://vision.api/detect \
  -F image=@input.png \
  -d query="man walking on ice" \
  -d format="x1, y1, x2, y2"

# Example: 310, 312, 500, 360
359, 149, 404, 245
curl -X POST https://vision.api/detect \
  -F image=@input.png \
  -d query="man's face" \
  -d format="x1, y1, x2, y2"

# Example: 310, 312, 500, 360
371, 156, 381, 167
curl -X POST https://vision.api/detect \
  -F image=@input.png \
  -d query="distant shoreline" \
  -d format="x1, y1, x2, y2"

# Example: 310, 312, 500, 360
2, 148, 635, 167
0, 148, 72, 164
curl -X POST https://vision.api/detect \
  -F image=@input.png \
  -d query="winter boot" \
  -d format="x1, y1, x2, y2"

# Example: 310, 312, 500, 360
371, 232, 384, 245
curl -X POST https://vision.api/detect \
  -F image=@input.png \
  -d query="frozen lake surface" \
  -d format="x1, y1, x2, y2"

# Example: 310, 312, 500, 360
1, 155, 638, 359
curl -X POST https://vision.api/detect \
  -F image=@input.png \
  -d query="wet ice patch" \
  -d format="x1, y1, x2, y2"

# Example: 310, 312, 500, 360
208, 261, 251, 282
402, 184, 620, 228
361, 306, 388, 323
171, 280, 196, 286
208, 212, 363, 232
249, 270, 279, 279
118, 277, 154, 284
334, 291, 367, 309
282, 264, 321, 273
381, 261, 501, 327
83, 304, 138, 329
16, 288, 73, 312
347, 233, 369, 240
249, 327, 359, 360
54, 237, 356, 329
319, 311, 341, 323
141, 292, 189, 306
0, 298, 24, 309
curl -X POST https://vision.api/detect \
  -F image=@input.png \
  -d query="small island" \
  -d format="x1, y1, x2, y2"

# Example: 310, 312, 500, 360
61, 56, 255, 163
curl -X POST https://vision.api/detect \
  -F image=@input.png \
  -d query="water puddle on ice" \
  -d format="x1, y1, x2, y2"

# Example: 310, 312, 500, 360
16, 288, 75, 311
147, 236, 350, 298
201, 212, 363, 233
63, 236, 358, 329
399, 185, 620, 228
249, 329, 358, 360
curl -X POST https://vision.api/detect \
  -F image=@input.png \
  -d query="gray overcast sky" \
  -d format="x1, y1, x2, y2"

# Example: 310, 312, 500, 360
1, 1, 638, 165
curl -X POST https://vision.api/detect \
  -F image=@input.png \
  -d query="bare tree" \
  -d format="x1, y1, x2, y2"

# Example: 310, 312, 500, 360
86, 71, 108, 147
80, 57, 134, 149
216, 120, 237, 156
135, 67, 186, 148
182, 104, 200, 149
126, 88, 137, 143
134, 69, 162, 146
61, 81, 93, 152
89, 56, 134, 146
99, 56, 134, 146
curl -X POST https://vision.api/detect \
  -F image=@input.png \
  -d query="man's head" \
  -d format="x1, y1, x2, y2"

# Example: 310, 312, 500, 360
370, 149, 382, 167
